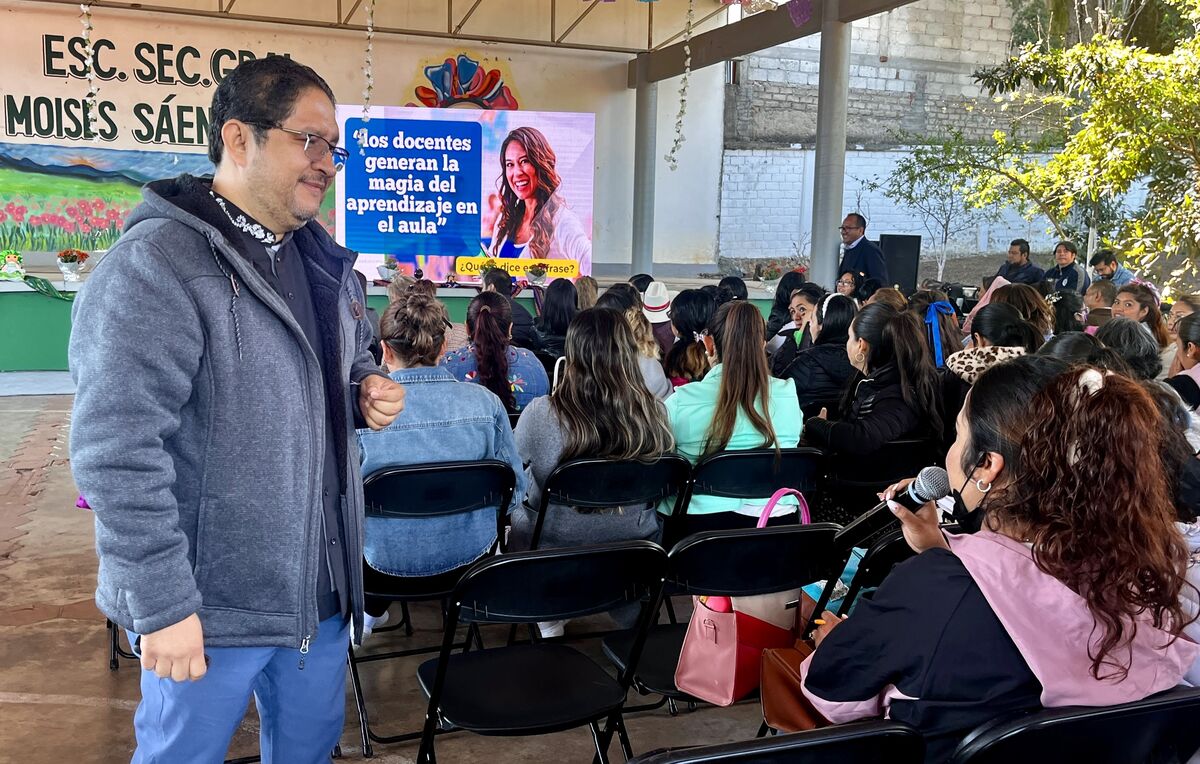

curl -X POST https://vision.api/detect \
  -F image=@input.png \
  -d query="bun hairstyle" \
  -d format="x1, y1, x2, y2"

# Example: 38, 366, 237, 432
846, 303, 942, 435
1117, 283, 1170, 349
466, 291, 516, 411
705, 300, 778, 456
974, 362, 1192, 680
664, 288, 717, 383
380, 288, 450, 368
971, 303, 1044, 354
992, 283, 1053, 338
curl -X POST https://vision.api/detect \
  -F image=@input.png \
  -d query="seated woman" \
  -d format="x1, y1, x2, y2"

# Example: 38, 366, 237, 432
766, 270, 809, 340
835, 270, 864, 302
991, 283, 1054, 342
778, 294, 857, 419
1167, 315, 1200, 410
908, 290, 963, 369
441, 291, 549, 413
533, 277, 577, 360
663, 288, 717, 388
357, 289, 527, 635
799, 356, 1199, 760
769, 283, 826, 375
596, 285, 673, 400
511, 307, 673, 553
664, 300, 803, 539
1113, 283, 1173, 379
1097, 318, 1164, 381
804, 303, 942, 457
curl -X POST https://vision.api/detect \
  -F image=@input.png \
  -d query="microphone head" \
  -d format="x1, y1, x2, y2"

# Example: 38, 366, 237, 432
911, 466, 951, 503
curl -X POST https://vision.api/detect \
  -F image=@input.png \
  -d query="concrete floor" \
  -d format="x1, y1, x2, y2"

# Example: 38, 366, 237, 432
0, 395, 763, 764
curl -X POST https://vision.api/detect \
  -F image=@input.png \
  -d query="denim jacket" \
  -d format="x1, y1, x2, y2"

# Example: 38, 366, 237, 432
356, 366, 526, 576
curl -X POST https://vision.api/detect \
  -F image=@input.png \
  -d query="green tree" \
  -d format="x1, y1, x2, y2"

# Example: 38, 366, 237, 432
967, 0, 1200, 288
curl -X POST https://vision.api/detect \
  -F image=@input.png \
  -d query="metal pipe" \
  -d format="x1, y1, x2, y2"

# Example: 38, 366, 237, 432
808, 0, 851, 288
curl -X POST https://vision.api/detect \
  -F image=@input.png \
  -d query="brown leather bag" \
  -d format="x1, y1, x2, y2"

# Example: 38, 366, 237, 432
759, 639, 831, 732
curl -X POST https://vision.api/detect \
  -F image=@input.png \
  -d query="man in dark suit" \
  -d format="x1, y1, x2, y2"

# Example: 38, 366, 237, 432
482, 267, 537, 349
837, 213, 889, 286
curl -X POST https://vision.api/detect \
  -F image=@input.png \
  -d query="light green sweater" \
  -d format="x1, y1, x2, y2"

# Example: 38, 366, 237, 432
661, 364, 804, 516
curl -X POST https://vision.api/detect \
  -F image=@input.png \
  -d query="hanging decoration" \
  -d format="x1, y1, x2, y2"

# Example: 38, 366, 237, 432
359, 0, 377, 152
786, 0, 814, 27
80, 3, 99, 142
663, 0, 695, 172
722, 0, 786, 12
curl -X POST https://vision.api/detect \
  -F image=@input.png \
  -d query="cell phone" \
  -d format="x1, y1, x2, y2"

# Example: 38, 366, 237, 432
834, 500, 902, 549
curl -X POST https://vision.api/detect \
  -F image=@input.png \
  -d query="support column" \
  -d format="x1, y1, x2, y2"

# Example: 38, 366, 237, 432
631, 54, 658, 277
808, 0, 851, 288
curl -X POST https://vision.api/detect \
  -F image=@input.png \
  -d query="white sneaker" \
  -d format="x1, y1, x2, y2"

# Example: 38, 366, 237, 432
361, 610, 390, 639
537, 619, 567, 639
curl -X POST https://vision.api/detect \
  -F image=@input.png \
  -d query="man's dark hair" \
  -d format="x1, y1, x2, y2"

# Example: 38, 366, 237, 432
629, 273, 654, 293
208, 55, 336, 165
1009, 238, 1030, 256
483, 267, 514, 296
1087, 278, 1118, 305
848, 213, 867, 230
1090, 249, 1119, 267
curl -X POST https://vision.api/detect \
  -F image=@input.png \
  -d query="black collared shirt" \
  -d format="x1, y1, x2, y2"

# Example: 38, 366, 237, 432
223, 202, 350, 622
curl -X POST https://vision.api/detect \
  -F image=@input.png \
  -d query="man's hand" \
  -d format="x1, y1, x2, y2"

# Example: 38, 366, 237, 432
359, 374, 405, 430
141, 613, 206, 682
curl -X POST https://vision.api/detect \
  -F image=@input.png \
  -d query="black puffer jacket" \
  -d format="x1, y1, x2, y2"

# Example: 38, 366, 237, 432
804, 364, 924, 456
534, 326, 566, 358
780, 342, 854, 418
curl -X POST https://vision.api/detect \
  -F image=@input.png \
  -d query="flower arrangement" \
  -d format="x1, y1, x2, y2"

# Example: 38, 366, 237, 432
382, 254, 399, 270
57, 248, 89, 264
525, 262, 548, 278
478, 258, 499, 277
757, 261, 785, 281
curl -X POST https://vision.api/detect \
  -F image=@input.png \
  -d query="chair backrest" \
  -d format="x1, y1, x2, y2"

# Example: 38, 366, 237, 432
829, 438, 942, 488
629, 720, 925, 763
951, 685, 1200, 764
530, 454, 692, 548
451, 540, 669, 624
667, 525, 846, 598
363, 460, 516, 520
686, 448, 826, 507
508, 412, 522, 430
835, 527, 915, 616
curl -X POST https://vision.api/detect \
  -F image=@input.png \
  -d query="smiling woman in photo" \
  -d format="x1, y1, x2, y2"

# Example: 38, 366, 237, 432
489, 126, 592, 273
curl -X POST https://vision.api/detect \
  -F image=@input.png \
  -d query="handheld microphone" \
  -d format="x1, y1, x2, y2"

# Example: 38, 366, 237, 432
834, 466, 951, 547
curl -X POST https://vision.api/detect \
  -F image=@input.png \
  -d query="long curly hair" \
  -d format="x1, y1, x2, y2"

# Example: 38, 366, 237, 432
977, 367, 1193, 680
492, 126, 562, 261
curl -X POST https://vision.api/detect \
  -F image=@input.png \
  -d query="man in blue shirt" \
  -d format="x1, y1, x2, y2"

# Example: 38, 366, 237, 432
837, 213, 889, 285
1089, 249, 1136, 287
995, 238, 1045, 285
1044, 240, 1090, 294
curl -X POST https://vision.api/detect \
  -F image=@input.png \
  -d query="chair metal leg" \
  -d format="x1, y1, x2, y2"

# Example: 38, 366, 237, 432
401, 602, 414, 637
612, 715, 634, 762
346, 647, 374, 758
756, 720, 771, 738
666, 697, 679, 716
332, 744, 342, 758
107, 619, 120, 671
416, 711, 439, 764
664, 597, 678, 625
588, 721, 611, 764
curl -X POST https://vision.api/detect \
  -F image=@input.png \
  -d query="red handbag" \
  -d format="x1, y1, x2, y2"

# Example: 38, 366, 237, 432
673, 489, 811, 706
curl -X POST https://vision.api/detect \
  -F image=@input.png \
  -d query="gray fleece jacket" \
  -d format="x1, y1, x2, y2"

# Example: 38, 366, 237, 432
69, 175, 380, 648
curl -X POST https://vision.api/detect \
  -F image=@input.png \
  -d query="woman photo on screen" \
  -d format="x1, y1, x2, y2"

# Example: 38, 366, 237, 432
489, 126, 592, 274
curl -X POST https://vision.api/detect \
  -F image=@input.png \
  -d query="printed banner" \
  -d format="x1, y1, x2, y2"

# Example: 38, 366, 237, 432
336, 105, 594, 282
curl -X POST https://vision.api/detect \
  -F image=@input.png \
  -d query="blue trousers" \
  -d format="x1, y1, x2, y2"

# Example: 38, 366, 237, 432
129, 615, 349, 764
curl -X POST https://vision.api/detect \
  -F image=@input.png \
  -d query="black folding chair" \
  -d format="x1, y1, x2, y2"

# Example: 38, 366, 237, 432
347, 460, 516, 757
827, 438, 942, 521
950, 685, 1200, 763
833, 527, 915, 616
415, 541, 669, 764
602, 524, 849, 717
106, 618, 137, 670
528, 454, 692, 551
669, 448, 826, 540
628, 720, 924, 763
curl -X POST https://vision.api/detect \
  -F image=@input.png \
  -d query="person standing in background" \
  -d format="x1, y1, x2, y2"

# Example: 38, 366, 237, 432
836, 213, 889, 285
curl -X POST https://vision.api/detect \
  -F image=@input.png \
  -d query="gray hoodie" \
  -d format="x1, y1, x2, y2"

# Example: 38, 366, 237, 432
69, 175, 380, 648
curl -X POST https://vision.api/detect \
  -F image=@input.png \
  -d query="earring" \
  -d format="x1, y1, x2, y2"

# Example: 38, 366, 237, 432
975, 479, 992, 494
855, 352, 866, 363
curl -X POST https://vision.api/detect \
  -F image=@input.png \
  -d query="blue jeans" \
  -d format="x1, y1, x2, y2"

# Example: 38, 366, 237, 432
128, 615, 349, 764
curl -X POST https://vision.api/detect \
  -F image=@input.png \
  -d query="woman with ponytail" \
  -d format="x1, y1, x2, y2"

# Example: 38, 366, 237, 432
663, 288, 717, 387
440, 291, 549, 413
357, 287, 526, 635
908, 290, 963, 369
805, 303, 941, 456
800, 357, 1198, 759
664, 300, 803, 534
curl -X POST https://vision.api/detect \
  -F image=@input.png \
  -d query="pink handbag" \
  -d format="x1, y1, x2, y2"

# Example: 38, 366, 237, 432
673, 488, 811, 706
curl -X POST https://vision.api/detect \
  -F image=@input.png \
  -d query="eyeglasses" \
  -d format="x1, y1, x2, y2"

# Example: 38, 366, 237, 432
248, 122, 349, 172
836, 280, 855, 287
838, 226, 862, 232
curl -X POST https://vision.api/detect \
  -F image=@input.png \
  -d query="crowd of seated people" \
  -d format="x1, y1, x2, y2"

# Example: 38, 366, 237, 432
355, 244, 1200, 759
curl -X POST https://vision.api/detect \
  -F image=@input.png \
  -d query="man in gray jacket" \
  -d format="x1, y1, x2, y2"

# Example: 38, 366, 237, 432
69, 57, 404, 762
